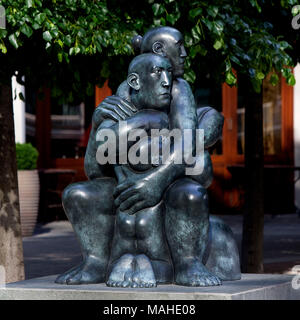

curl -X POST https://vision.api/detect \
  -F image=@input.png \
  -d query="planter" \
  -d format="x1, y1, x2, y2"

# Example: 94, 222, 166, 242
17, 170, 40, 237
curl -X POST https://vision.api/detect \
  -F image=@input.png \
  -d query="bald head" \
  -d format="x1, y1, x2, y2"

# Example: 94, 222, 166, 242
140, 27, 181, 51
127, 53, 173, 112
128, 53, 170, 74
136, 27, 187, 77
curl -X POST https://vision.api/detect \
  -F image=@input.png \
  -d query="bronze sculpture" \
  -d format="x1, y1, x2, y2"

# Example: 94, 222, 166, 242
55, 27, 241, 287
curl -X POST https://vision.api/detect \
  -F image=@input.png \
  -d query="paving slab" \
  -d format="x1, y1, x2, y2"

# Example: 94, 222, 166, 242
0, 274, 299, 300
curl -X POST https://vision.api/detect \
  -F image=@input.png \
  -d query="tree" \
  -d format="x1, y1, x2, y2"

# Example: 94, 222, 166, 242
0, 0, 299, 278
0, 83, 25, 282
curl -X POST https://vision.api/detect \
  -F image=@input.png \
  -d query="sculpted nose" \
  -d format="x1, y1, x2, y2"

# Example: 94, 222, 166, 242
161, 71, 170, 88
180, 46, 187, 58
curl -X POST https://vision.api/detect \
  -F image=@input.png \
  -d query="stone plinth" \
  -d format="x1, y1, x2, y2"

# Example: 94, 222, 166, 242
0, 274, 299, 300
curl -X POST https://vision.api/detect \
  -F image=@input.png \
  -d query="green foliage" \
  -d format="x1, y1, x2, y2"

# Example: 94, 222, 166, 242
16, 143, 39, 170
0, 0, 147, 100
0, 0, 298, 98
149, 0, 298, 92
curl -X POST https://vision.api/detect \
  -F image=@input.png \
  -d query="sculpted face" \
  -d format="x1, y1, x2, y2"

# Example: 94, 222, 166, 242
158, 30, 187, 78
127, 54, 173, 111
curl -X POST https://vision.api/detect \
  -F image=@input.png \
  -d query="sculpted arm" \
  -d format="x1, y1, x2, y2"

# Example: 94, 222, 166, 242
84, 94, 136, 179
83, 108, 111, 179
197, 106, 224, 149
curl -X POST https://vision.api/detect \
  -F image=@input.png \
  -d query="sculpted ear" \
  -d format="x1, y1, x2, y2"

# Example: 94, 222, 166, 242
152, 41, 166, 57
127, 73, 140, 90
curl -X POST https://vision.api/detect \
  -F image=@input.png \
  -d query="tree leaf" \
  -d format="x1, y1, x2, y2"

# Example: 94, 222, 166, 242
270, 73, 279, 85
287, 73, 296, 86
230, 55, 242, 66
184, 34, 193, 47
213, 39, 223, 50
189, 7, 202, 18
292, 5, 300, 16
21, 24, 33, 38
9, 34, 19, 49
257, 72, 265, 80
34, 13, 46, 25
213, 20, 224, 36
152, 3, 164, 16
166, 14, 177, 25
191, 25, 201, 42
43, 31, 53, 42
0, 29, 8, 38
184, 70, 196, 83
64, 35, 72, 46
69, 47, 75, 55
226, 71, 237, 86
207, 6, 218, 18
57, 52, 63, 62
26, 0, 33, 8
0, 43, 7, 53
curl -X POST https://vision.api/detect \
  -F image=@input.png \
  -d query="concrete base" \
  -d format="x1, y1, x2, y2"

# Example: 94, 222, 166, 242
0, 274, 299, 300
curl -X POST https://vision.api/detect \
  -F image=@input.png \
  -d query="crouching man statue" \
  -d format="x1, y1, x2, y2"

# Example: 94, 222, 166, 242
55, 27, 241, 287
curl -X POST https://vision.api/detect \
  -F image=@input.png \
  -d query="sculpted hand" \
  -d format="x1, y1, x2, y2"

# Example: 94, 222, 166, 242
113, 166, 167, 215
96, 95, 137, 122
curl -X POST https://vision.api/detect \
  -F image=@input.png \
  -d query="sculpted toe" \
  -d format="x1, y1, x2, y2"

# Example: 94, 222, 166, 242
55, 263, 83, 284
55, 274, 71, 284
66, 273, 82, 285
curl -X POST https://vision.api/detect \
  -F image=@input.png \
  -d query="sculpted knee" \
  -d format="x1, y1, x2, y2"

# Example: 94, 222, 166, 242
165, 179, 208, 214
62, 183, 90, 209
116, 211, 135, 239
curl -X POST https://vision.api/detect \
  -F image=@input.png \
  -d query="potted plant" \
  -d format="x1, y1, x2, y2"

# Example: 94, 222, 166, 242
16, 143, 39, 237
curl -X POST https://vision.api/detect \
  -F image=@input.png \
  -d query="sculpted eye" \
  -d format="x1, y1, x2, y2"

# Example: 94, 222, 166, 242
152, 67, 162, 74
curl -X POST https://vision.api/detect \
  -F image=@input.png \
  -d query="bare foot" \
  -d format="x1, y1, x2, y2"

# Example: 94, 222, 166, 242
175, 258, 221, 287
131, 254, 157, 288
106, 254, 157, 288
55, 262, 84, 284
106, 254, 135, 287
55, 255, 106, 285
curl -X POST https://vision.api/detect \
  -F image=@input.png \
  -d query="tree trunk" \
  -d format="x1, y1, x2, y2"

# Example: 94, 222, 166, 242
0, 84, 25, 283
241, 80, 264, 273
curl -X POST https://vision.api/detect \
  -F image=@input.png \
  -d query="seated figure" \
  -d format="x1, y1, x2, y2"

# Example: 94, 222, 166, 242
100, 54, 174, 287
55, 27, 241, 287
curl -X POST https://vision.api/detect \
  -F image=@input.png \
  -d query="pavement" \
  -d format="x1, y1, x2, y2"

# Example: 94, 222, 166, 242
22, 214, 300, 280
